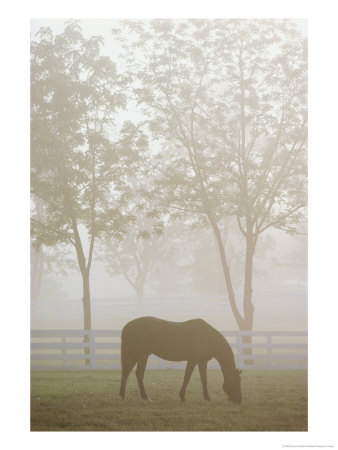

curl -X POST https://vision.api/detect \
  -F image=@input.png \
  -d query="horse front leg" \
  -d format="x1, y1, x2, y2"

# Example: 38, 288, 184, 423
136, 355, 149, 400
198, 359, 210, 400
179, 360, 196, 401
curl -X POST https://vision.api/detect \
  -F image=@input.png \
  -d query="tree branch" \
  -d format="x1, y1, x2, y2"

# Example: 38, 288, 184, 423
257, 204, 306, 234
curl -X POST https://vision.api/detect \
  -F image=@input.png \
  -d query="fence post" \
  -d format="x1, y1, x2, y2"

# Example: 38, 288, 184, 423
236, 331, 243, 369
89, 331, 96, 370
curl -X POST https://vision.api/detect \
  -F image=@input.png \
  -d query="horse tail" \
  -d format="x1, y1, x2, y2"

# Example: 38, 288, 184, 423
120, 325, 133, 366
119, 327, 136, 399
120, 330, 127, 365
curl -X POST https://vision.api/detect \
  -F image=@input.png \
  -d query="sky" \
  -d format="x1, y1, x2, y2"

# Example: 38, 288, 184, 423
30, 19, 307, 55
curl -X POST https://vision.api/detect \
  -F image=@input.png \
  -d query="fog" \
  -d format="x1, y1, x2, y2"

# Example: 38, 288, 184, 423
31, 226, 307, 330
31, 19, 307, 333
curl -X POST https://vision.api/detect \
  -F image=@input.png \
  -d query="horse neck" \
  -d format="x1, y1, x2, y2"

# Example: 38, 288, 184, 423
215, 345, 236, 379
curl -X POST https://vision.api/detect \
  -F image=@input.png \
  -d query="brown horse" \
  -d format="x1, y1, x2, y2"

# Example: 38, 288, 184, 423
119, 316, 242, 403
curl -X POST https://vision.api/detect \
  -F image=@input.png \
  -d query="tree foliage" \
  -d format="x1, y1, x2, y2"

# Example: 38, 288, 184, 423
31, 21, 145, 330
30, 19, 307, 335
115, 19, 307, 330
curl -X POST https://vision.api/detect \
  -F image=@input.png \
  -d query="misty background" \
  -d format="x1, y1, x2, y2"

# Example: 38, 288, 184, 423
30, 19, 307, 332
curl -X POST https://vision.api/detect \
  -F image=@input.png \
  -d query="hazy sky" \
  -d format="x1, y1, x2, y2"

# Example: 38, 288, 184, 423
31, 19, 307, 56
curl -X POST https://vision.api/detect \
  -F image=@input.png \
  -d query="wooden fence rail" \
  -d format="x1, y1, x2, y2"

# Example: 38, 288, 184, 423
31, 330, 307, 370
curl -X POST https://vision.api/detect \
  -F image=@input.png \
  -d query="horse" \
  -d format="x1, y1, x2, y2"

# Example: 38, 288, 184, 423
119, 316, 242, 403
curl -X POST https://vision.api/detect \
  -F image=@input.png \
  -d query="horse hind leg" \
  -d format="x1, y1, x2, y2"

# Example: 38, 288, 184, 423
119, 356, 136, 399
135, 355, 149, 400
198, 360, 210, 401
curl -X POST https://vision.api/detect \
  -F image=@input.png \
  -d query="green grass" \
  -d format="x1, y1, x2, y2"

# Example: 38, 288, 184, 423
31, 369, 307, 431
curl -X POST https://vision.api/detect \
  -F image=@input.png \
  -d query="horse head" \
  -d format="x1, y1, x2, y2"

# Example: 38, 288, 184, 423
223, 368, 242, 404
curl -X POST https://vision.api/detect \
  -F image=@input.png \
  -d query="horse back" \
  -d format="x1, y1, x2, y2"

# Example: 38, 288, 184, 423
121, 316, 225, 362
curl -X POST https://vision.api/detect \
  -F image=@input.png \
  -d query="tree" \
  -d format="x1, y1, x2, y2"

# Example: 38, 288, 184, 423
31, 244, 44, 301
30, 241, 76, 301
31, 197, 45, 301
98, 216, 164, 299
31, 197, 76, 301
116, 19, 307, 334
212, 20, 307, 332
184, 219, 275, 296
31, 21, 143, 346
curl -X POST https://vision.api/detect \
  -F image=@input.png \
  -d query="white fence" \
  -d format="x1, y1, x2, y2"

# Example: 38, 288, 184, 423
31, 329, 307, 370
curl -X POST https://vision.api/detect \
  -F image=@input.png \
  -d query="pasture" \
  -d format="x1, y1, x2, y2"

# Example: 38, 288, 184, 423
31, 369, 307, 431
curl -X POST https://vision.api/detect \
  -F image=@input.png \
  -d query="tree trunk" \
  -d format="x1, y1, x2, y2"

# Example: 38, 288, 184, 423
71, 219, 92, 365
242, 232, 255, 364
136, 270, 147, 304
237, 44, 256, 363
81, 271, 92, 365
208, 215, 245, 330
190, 134, 255, 356
210, 213, 256, 366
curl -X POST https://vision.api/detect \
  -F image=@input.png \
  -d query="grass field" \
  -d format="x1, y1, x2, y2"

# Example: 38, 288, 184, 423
31, 369, 307, 431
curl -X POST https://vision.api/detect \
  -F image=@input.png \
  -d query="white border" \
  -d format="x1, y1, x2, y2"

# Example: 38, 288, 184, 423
2, 0, 337, 449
